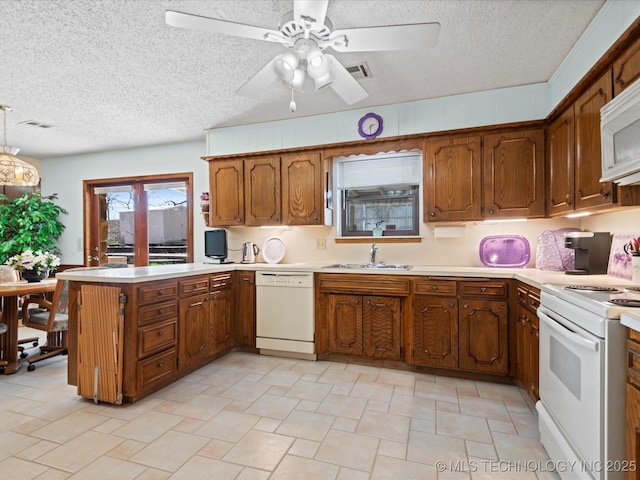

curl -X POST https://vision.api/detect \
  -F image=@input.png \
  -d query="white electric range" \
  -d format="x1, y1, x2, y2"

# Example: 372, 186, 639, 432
537, 284, 640, 480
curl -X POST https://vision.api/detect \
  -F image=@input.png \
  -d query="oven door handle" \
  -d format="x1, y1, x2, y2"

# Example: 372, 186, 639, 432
538, 310, 599, 352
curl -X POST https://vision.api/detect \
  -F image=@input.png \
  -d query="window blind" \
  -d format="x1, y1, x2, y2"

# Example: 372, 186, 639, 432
336, 153, 421, 189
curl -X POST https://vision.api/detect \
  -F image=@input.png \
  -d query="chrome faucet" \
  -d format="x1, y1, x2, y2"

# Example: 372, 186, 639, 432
369, 243, 378, 265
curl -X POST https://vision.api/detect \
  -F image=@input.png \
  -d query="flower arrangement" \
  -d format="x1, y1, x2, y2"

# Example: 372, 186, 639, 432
5, 249, 60, 274
625, 237, 640, 256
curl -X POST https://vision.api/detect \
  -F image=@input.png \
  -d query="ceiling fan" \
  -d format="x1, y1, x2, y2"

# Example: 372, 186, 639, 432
165, 0, 440, 110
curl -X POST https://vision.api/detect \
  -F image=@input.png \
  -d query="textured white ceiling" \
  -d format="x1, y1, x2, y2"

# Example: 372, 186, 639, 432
1, 0, 604, 159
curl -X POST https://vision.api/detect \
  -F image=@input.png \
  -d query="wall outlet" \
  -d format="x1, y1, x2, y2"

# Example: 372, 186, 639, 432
316, 238, 326, 250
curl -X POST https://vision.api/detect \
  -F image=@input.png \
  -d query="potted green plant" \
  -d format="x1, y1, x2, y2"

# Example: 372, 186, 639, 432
0, 193, 68, 266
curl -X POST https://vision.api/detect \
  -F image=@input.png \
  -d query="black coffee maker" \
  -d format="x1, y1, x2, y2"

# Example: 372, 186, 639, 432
564, 231, 611, 275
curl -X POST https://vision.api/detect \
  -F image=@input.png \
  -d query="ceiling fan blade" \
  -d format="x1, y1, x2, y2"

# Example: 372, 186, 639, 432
236, 56, 280, 98
330, 22, 441, 52
165, 10, 283, 43
324, 54, 368, 105
293, 0, 329, 31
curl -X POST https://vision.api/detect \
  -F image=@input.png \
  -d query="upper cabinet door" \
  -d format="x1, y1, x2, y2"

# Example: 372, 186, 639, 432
483, 128, 545, 219
244, 157, 281, 226
574, 71, 614, 211
425, 135, 482, 222
614, 35, 640, 96
209, 159, 244, 226
547, 107, 575, 216
281, 152, 323, 225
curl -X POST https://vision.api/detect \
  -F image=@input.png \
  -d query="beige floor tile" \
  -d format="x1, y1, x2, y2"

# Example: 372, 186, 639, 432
332, 416, 358, 432
350, 381, 394, 402
235, 467, 272, 480
0, 430, 40, 461
0, 456, 48, 480
96, 397, 165, 421
317, 393, 367, 420
415, 380, 459, 403
197, 438, 234, 459
356, 410, 410, 442
91, 417, 128, 434
475, 383, 527, 406
253, 416, 281, 432
129, 430, 209, 472
110, 410, 183, 443
170, 393, 231, 420
169, 455, 243, 480
259, 369, 303, 387
487, 419, 517, 435
276, 409, 335, 441
66, 456, 146, 479
271, 454, 339, 480
296, 399, 321, 412
31, 411, 108, 443
336, 467, 370, 480
15, 439, 59, 461
35, 430, 124, 473
173, 417, 207, 433
31, 468, 72, 480
134, 467, 172, 479
390, 392, 436, 420
437, 411, 492, 444
222, 430, 294, 470
371, 455, 437, 479
378, 439, 407, 459
465, 440, 498, 460
244, 393, 299, 419
492, 432, 550, 463
437, 400, 460, 413
376, 369, 416, 389
194, 410, 260, 442
0, 410, 37, 432
285, 380, 332, 402
150, 379, 210, 403
407, 430, 467, 466
220, 380, 271, 402
411, 417, 436, 434
366, 399, 389, 413
459, 396, 511, 422
315, 429, 379, 471
289, 438, 321, 458
106, 439, 147, 460
317, 368, 360, 387
510, 411, 539, 438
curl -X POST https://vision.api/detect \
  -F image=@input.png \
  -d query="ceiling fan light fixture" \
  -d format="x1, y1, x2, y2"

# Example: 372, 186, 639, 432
313, 71, 333, 90
291, 68, 306, 90
306, 50, 331, 79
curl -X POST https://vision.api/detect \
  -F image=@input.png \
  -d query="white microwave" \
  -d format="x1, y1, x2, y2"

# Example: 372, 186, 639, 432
600, 77, 640, 185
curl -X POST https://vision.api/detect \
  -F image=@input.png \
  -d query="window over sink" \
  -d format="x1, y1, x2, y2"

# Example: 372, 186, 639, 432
335, 150, 422, 237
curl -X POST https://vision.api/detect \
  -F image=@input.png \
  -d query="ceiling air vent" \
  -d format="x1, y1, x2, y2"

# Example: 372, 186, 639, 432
18, 120, 54, 129
345, 62, 372, 79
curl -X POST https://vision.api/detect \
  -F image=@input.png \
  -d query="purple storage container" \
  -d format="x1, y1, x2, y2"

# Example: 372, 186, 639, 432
479, 235, 530, 268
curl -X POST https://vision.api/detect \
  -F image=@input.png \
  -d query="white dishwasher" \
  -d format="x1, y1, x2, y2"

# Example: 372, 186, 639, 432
255, 271, 315, 360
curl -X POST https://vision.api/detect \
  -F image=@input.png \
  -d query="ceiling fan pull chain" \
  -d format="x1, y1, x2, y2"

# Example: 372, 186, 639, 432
289, 88, 297, 113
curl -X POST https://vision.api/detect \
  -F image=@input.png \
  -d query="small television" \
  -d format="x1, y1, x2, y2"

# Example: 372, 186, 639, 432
204, 229, 231, 263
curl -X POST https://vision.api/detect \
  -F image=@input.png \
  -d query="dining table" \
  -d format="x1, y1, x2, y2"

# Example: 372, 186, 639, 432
0, 278, 57, 374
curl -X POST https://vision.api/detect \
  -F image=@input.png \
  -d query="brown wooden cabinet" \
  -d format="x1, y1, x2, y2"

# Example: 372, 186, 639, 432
574, 71, 614, 211
209, 159, 244, 226
425, 135, 482, 222
411, 279, 458, 368
235, 271, 256, 348
207, 151, 330, 227
483, 128, 545, 218
513, 284, 540, 401
458, 281, 509, 375
178, 291, 210, 370
326, 293, 402, 360
547, 107, 575, 216
209, 272, 234, 354
245, 156, 281, 225
626, 328, 640, 479
281, 152, 325, 225
614, 34, 640, 96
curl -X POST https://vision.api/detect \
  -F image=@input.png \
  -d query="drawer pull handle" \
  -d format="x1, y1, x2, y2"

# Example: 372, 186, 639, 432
158, 309, 164, 315
157, 290, 164, 296
157, 362, 164, 368
432, 285, 438, 291
480, 287, 487, 292
158, 331, 164, 336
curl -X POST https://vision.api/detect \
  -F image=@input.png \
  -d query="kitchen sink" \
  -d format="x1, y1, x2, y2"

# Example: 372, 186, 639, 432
323, 263, 412, 270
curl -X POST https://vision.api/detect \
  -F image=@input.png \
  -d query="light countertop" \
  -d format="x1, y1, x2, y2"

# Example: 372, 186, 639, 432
622, 310, 640, 332
55, 262, 637, 290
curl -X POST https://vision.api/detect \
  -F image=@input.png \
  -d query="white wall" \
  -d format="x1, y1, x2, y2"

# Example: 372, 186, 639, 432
39, 141, 206, 265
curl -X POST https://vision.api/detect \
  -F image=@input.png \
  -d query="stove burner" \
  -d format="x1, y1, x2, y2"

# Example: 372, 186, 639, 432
609, 299, 640, 307
565, 285, 621, 292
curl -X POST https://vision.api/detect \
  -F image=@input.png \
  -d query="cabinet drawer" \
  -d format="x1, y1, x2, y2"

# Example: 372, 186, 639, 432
317, 274, 411, 296
628, 339, 640, 388
413, 279, 457, 296
138, 320, 177, 359
516, 286, 540, 310
459, 281, 507, 299
179, 276, 209, 297
210, 272, 233, 290
629, 328, 640, 345
137, 282, 178, 306
137, 301, 177, 327
138, 348, 177, 389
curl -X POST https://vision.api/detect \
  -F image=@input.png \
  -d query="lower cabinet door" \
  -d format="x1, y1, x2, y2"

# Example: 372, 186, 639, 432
210, 288, 234, 354
327, 294, 363, 355
458, 299, 508, 374
411, 295, 458, 368
363, 296, 402, 360
627, 383, 640, 480
178, 293, 210, 370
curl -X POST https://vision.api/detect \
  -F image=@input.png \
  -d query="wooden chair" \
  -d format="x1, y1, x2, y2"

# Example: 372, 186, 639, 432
0, 323, 8, 372
21, 279, 68, 371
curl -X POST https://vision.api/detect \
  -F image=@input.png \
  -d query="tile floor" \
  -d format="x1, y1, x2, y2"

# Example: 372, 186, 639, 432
0, 329, 558, 480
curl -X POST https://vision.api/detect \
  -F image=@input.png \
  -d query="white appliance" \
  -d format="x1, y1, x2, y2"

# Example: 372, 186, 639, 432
537, 284, 639, 479
600, 77, 640, 185
255, 271, 315, 360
